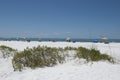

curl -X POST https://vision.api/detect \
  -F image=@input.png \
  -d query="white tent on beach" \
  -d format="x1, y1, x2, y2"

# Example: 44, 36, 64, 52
100, 36, 109, 44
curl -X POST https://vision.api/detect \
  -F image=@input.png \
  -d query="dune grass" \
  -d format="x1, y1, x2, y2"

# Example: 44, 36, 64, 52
11, 46, 115, 71
12, 46, 65, 71
0, 45, 17, 58
75, 47, 114, 63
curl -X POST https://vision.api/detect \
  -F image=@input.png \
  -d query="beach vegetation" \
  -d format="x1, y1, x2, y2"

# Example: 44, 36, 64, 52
12, 46, 65, 71
0, 45, 17, 58
12, 46, 114, 71
64, 47, 77, 50
75, 47, 114, 63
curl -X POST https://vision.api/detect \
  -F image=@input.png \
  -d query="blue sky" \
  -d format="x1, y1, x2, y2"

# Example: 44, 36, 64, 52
0, 0, 120, 39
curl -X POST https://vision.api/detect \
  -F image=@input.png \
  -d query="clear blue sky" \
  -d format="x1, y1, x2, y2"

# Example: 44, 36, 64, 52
0, 0, 120, 39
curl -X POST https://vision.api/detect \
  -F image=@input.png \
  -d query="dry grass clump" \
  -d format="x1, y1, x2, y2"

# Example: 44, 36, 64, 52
0, 45, 16, 58
75, 47, 114, 63
12, 46, 65, 71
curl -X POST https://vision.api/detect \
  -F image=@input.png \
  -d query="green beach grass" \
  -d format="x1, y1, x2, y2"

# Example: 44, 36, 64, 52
10, 46, 115, 71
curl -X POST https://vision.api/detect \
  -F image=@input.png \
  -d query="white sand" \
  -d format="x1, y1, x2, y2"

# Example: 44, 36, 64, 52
0, 41, 120, 80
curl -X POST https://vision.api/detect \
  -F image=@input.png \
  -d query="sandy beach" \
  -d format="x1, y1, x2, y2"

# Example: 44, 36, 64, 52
0, 41, 120, 80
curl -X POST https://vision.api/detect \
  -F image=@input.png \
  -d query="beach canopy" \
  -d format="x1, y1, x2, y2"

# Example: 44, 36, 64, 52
66, 37, 71, 42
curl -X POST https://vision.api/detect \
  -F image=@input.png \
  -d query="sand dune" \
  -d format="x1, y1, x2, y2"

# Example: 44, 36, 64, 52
0, 41, 120, 80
